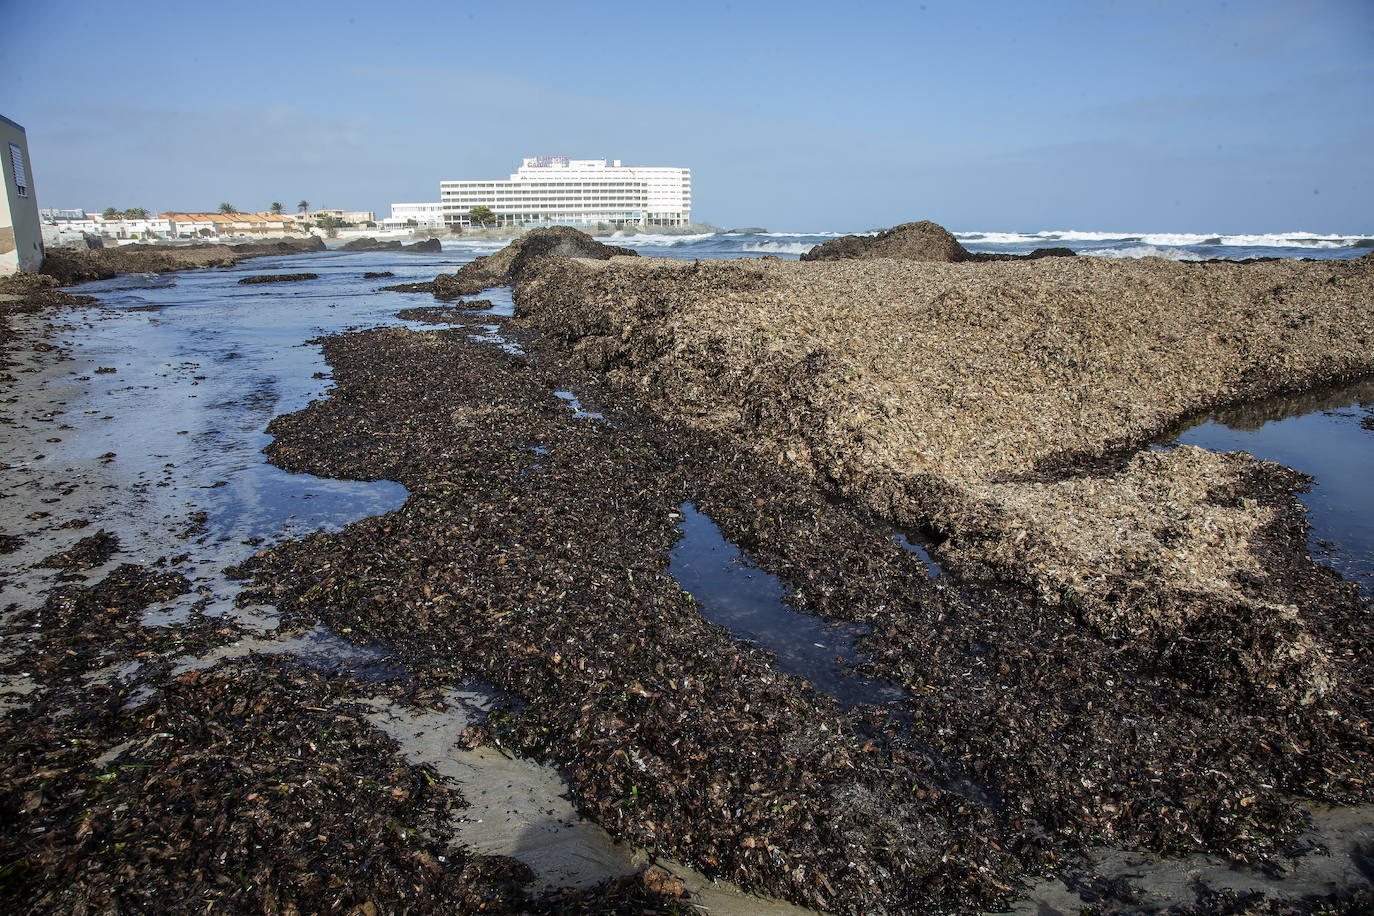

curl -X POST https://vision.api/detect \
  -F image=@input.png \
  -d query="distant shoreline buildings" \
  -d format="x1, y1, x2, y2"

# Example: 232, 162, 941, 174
438, 157, 691, 229
32, 154, 694, 248
38, 208, 378, 245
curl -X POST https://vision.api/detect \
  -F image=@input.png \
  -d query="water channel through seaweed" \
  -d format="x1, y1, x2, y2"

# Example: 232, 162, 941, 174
668, 501, 906, 711
1169, 375, 1374, 600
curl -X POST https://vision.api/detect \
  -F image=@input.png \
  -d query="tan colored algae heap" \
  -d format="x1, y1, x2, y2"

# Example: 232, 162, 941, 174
511, 228, 1374, 705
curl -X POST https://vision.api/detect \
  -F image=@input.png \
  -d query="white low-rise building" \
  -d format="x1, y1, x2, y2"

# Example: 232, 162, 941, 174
440, 157, 691, 229
160, 212, 294, 239
381, 202, 444, 230
305, 209, 375, 225
98, 218, 173, 240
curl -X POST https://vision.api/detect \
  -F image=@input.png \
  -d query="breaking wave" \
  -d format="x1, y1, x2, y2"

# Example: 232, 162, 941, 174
1081, 245, 1207, 261
741, 241, 815, 255
605, 232, 718, 246
956, 229, 1369, 249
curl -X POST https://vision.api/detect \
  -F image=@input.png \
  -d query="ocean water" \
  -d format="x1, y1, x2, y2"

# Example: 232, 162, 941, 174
530, 228, 1374, 262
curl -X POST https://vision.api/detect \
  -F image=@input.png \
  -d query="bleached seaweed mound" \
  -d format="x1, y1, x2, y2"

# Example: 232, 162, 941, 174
511, 249, 1374, 706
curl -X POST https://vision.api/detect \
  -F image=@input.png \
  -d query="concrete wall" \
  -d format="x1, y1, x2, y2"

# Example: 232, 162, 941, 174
1, 115, 43, 274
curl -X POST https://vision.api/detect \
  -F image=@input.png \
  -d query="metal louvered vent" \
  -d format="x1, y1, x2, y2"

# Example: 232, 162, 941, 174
9, 142, 27, 197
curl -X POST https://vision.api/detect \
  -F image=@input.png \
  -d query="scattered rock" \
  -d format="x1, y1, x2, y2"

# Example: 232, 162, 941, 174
398, 303, 491, 324
430, 227, 637, 299
801, 220, 971, 262
237, 272, 319, 285
39, 237, 326, 286
340, 237, 403, 252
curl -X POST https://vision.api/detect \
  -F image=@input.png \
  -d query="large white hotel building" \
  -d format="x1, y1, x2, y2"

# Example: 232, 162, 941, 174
440, 157, 691, 229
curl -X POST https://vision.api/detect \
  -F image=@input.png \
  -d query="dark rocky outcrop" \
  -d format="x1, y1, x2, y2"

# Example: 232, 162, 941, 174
380, 281, 437, 294
341, 237, 439, 253
1023, 246, 1077, 259
237, 273, 318, 285
801, 220, 971, 263
431, 227, 637, 300
801, 222, 1081, 264
40, 237, 326, 286
340, 237, 403, 252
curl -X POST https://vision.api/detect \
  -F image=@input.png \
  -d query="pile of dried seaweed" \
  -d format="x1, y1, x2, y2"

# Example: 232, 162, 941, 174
511, 247, 1374, 704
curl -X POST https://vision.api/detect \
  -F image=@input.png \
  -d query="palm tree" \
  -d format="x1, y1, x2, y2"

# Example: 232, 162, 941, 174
218, 202, 237, 214
297, 200, 309, 215
270, 201, 284, 215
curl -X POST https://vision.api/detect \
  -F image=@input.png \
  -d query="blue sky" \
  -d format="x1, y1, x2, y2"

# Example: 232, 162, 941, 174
2, 0, 1370, 233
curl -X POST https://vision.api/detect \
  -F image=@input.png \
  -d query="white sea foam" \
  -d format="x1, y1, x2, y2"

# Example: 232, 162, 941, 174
957, 229, 1369, 249
954, 231, 1041, 245
447, 238, 513, 252
1081, 245, 1207, 261
761, 231, 849, 238
741, 241, 814, 255
609, 232, 718, 246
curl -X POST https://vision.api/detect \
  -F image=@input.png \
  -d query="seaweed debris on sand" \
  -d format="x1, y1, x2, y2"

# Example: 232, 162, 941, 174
233, 256, 1372, 910
238, 326, 1019, 913
0, 273, 95, 373
7, 222, 1372, 913
0, 257, 680, 913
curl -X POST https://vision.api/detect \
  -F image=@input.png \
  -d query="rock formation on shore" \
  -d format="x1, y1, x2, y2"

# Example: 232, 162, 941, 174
430, 226, 637, 299
801, 220, 972, 262
39, 237, 327, 286
237, 273, 318, 285
341, 237, 404, 252
801, 221, 1078, 262
338, 237, 441, 253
